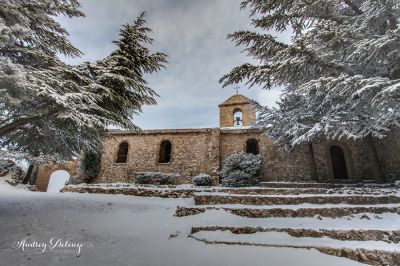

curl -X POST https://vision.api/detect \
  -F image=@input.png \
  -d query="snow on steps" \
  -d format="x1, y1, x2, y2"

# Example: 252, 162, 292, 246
175, 204, 400, 218
193, 192, 400, 206
190, 226, 400, 244
189, 228, 400, 266
261, 181, 396, 189
62, 183, 398, 198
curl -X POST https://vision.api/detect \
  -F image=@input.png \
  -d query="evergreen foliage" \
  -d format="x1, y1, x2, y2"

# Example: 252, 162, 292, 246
0, 1, 167, 160
80, 149, 101, 182
221, 0, 400, 148
220, 153, 261, 187
192, 174, 213, 186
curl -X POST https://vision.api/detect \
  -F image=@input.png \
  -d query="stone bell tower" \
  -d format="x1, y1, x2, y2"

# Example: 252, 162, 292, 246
219, 94, 256, 128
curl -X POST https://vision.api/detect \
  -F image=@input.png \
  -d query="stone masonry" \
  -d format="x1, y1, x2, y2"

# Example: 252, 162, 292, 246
34, 94, 400, 190
93, 94, 400, 184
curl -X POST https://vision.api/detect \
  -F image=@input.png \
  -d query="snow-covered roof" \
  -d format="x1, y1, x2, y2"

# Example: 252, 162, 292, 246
108, 127, 219, 135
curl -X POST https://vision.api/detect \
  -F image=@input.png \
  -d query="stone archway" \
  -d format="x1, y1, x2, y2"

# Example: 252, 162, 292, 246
47, 170, 70, 192
35, 160, 79, 191
330, 145, 349, 180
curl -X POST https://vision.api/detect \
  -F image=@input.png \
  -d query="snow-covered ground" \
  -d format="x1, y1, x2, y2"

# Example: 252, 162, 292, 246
0, 177, 392, 266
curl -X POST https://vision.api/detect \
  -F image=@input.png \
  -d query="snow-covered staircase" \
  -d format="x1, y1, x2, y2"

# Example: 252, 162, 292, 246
178, 183, 400, 265
193, 193, 400, 205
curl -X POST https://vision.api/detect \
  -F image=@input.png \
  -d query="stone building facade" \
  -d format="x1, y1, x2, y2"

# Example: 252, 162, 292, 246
94, 94, 400, 184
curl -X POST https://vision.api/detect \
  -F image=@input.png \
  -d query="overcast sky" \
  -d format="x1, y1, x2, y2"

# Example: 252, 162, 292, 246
57, 0, 289, 129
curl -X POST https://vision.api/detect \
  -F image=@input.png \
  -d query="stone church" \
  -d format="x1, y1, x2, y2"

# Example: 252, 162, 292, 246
94, 94, 400, 184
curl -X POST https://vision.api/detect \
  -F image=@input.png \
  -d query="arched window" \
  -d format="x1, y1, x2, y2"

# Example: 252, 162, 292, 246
246, 139, 259, 155
330, 145, 348, 180
233, 108, 243, 127
159, 140, 172, 163
115, 142, 129, 163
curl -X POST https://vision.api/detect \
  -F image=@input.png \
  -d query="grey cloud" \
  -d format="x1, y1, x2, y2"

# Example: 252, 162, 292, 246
57, 0, 290, 129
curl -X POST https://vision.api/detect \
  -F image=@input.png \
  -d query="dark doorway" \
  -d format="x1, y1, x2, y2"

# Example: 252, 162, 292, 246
330, 145, 348, 180
246, 139, 259, 155
159, 140, 172, 163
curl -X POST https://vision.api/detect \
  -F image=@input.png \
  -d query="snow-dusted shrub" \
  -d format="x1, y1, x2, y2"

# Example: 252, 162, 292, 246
80, 150, 101, 182
0, 160, 25, 183
192, 174, 213, 186
11, 167, 24, 182
0, 160, 15, 177
396, 181, 400, 189
135, 172, 179, 185
220, 153, 261, 187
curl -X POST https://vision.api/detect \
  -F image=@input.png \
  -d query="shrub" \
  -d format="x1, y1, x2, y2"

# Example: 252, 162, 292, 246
0, 160, 15, 177
220, 153, 261, 187
192, 174, 213, 186
0, 160, 25, 183
135, 172, 179, 185
80, 149, 101, 182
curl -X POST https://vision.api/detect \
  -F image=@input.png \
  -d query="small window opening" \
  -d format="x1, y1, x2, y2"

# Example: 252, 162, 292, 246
159, 140, 172, 163
116, 142, 129, 163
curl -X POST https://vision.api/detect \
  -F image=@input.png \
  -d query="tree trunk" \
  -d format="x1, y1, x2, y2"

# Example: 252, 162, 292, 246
28, 164, 39, 185
22, 164, 34, 184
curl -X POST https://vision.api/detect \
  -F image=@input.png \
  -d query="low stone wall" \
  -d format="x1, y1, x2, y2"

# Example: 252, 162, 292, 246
60, 185, 334, 197
62, 184, 398, 198
194, 194, 400, 205
188, 234, 400, 266
62, 186, 195, 198
175, 205, 400, 218
190, 226, 400, 243
261, 182, 396, 189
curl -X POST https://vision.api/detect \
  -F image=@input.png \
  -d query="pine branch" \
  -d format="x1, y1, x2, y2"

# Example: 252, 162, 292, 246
0, 108, 64, 137
342, 0, 363, 15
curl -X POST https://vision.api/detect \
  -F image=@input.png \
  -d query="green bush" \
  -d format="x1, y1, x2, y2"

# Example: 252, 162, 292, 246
220, 153, 261, 187
80, 149, 101, 182
192, 174, 213, 186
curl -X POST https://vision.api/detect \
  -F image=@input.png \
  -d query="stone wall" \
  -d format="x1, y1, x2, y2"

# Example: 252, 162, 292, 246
374, 129, 400, 180
95, 127, 399, 184
312, 137, 384, 182
220, 128, 317, 182
96, 128, 220, 183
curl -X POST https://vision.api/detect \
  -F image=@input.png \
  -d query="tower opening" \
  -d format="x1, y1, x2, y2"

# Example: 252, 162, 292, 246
233, 109, 243, 127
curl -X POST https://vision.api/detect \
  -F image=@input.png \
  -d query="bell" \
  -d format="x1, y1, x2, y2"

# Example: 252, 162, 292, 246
235, 116, 242, 126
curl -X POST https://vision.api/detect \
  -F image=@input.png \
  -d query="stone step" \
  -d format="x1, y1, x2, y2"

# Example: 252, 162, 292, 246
261, 181, 395, 189
189, 227, 400, 266
190, 226, 400, 243
261, 182, 341, 189
175, 205, 400, 218
64, 184, 385, 197
193, 193, 400, 206
222, 187, 396, 196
